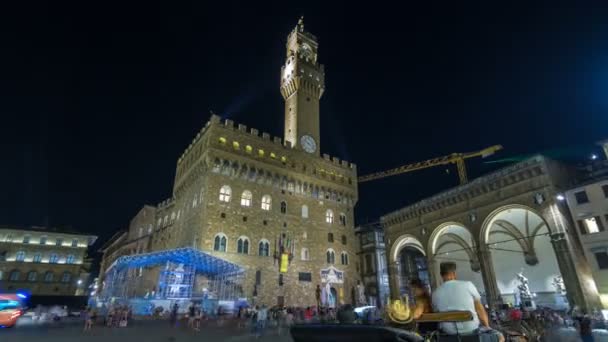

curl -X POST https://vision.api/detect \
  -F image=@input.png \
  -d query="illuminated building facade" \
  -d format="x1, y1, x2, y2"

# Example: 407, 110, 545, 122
100, 19, 360, 307
0, 226, 97, 296
382, 156, 602, 311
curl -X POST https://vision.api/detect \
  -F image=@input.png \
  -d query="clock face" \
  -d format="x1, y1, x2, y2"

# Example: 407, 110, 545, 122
300, 135, 317, 153
299, 43, 313, 59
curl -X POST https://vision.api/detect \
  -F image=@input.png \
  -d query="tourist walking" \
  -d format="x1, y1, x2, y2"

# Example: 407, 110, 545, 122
256, 304, 268, 338
169, 303, 179, 327
187, 303, 196, 329
83, 307, 93, 332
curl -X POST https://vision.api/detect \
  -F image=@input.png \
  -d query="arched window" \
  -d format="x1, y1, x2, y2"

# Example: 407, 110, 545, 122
280, 201, 287, 214
237, 237, 249, 254
27, 271, 37, 282
9, 270, 20, 281
301, 248, 309, 261
325, 209, 334, 224
341, 235, 347, 245
214, 234, 227, 252
258, 240, 270, 256
339, 213, 347, 226
44, 271, 54, 282
61, 272, 71, 283
261, 195, 272, 211
219, 185, 232, 203
66, 254, 75, 264
341, 252, 349, 265
326, 249, 335, 264
40, 236, 47, 245
15, 251, 25, 262
33, 253, 42, 263
241, 190, 253, 207
301, 205, 309, 218
23, 235, 30, 244
49, 253, 59, 263
328, 233, 334, 243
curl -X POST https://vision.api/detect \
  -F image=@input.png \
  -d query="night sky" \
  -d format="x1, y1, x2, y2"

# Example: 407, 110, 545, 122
2, 2, 608, 251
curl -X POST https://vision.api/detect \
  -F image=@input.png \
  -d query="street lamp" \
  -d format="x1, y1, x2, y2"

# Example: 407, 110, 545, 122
556, 194, 565, 201
591, 154, 598, 160
77, 280, 83, 285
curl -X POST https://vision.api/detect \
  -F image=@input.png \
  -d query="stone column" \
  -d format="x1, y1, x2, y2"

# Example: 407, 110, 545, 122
543, 204, 602, 311
550, 233, 591, 310
477, 248, 502, 310
388, 261, 402, 299
427, 256, 439, 290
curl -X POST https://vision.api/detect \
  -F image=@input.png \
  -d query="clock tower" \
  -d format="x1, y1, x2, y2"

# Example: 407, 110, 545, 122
280, 17, 325, 155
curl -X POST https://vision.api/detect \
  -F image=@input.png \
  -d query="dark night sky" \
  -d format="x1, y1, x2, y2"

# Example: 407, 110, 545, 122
2, 1, 608, 251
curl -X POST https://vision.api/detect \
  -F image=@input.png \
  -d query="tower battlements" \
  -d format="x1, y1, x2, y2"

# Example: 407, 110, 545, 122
177, 114, 356, 172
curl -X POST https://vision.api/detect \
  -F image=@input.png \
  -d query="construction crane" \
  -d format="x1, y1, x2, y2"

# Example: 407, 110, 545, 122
358, 145, 503, 185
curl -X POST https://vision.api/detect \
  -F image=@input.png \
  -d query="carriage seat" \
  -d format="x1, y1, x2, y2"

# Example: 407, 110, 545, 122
415, 311, 480, 342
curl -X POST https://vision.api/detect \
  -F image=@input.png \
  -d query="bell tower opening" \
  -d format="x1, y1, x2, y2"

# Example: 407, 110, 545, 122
280, 17, 325, 155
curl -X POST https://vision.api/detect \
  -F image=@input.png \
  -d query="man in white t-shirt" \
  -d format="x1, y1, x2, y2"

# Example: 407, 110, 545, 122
432, 262, 504, 342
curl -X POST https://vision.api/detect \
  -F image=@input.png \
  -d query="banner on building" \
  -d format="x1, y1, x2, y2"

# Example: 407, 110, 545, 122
280, 253, 289, 273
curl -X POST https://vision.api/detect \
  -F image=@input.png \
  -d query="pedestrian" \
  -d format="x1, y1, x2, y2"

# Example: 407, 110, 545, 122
250, 306, 259, 336
187, 303, 196, 329
256, 304, 268, 338
169, 303, 179, 327
83, 307, 93, 332
194, 306, 202, 331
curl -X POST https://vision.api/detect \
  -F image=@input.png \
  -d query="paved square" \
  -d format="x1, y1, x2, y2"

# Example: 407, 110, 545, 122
2, 319, 294, 342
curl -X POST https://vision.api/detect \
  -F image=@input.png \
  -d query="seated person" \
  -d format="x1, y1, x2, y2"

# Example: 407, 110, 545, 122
409, 278, 436, 334
432, 262, 504, 342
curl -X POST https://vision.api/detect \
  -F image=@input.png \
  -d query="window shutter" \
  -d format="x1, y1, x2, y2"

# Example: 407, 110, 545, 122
596, 216, 605, 232
578, 220, 587, 235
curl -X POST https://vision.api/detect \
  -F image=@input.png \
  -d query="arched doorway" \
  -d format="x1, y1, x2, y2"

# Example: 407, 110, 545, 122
389, 235, 427, 300
330, 287, 338, 308
429, 223, 485, 299
397, 247, 429, 299
481, 206, 566, 309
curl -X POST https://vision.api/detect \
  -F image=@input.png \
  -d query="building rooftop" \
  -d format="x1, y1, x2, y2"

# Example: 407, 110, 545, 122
0, 225, 97, 244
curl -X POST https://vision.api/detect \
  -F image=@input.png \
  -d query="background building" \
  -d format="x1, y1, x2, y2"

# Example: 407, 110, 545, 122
355, 222, 389, 307
562, 145, 608, 308
0, 226, 97, 296
100, 19, 361, 308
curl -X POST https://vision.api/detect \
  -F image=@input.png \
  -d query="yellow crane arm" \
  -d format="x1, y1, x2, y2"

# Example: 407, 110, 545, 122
358, 145, 503, 184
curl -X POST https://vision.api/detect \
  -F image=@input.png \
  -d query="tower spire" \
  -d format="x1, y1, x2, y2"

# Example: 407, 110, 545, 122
298, 16, 304, 32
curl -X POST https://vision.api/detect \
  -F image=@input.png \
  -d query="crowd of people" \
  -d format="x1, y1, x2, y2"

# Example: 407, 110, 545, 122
81, 304, 132, 331
78, 263, 608, 341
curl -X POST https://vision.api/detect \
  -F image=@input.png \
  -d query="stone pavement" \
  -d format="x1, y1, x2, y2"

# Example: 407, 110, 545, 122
2, 319, 294, 342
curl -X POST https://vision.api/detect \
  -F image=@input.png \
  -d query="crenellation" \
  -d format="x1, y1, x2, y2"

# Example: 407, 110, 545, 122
250, 128, 259, 136
238, 124, 247, 132
273, 136, 282, 145
262, 132, 270, 140
210, 114, 221, 124
224, 119, 234, 128
323, 153, 330, 161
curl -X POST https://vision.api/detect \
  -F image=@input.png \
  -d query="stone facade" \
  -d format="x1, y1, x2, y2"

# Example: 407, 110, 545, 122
0, 227, 97, 296
100, 20, 360, 307
381, 156, 602, 311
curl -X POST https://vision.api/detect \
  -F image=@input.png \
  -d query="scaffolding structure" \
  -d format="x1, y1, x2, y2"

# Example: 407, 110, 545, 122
102, 247, 245, 303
